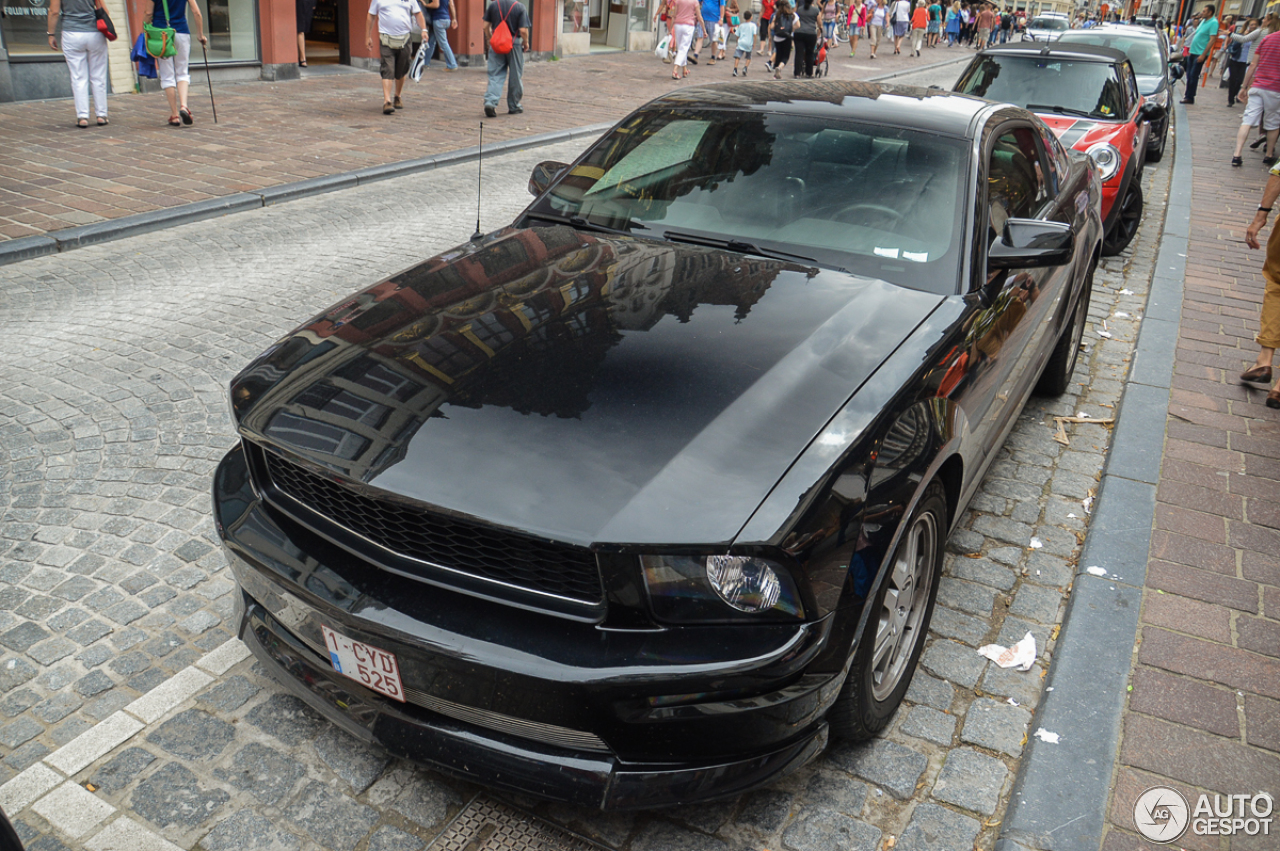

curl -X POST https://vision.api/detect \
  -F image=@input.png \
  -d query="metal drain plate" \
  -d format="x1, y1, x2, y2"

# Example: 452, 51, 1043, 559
429, 799, 611, 851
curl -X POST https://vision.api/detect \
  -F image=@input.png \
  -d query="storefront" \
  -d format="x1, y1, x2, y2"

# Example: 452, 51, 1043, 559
559, 0, 655, 54
1, 0, 561, 103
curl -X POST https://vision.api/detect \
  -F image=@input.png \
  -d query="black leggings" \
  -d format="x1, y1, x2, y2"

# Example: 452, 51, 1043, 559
793, 31, 817, 77
1228, 59, 1248, 104
773, 37, 792, 67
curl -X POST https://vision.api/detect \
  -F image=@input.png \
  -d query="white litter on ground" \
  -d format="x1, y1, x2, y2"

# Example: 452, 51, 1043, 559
1086, 566, 1107, 576
1034, 728, 1061, 744
977, 632, 1037, 671
1029, 537, 1043, 549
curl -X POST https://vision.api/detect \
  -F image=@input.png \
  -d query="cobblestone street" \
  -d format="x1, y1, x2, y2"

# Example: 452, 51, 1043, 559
0, 106, 1180, 850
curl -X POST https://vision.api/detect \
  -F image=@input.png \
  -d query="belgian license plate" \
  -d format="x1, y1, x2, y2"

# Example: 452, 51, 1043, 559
321, 625, 406, 703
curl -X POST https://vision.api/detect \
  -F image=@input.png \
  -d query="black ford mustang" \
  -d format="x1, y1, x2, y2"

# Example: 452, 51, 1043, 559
215, 82, 1103, 809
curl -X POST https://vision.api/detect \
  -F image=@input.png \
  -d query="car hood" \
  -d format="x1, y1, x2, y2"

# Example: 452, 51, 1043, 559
232, 226, 943, 547
1037, 113, 1126, 151
1136, 74, 1165, 96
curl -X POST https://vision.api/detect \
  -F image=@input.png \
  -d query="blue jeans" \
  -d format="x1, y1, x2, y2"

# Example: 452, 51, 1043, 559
1183, 54, 1205, 101
425, 18, 457, 69
485, 45, 523, 111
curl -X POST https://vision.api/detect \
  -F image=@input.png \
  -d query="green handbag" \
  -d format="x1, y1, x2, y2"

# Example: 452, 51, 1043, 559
144, 0, 178, 58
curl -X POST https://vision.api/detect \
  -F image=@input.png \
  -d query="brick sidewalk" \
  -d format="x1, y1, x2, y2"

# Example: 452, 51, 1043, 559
1102, 96, 1280, 848
0, 47, 962, 243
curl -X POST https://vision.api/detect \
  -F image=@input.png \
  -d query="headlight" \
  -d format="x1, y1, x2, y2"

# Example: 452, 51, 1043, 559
1086, 142, 1121, 182
640, 554, 805, 623
1148, 89, 1168, 108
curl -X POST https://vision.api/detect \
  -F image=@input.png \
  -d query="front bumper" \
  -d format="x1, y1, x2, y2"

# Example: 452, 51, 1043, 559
214, 443, 835, 809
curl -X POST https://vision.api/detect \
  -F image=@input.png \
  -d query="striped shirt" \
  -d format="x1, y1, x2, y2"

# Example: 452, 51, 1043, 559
1254, 31, 1280, 93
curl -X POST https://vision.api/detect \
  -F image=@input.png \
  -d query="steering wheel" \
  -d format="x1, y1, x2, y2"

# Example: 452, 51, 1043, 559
835, 203, 907, 225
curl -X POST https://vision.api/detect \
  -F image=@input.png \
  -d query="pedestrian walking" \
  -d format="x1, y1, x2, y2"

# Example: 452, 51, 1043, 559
758, 0, 774, 54
794, 0, 821, 75
868, 0, 885, 57
998, 6, 1011, 43
926, 0, 941, 46
142, 0, 207, 127
481, 0, 529, 116
670, 0, 699, 76
45, 0, 110, 127
1226, 18, 1259, 107
367, 0, 425, 114
824, 0, 839, 44
910, 0, 926, 56
974, 2, 994, 50
694, 0, 724, 64
297, 0, 317, 65
945, 0, 960, 45
768, 0, 795, 74
848, 0, 866, 56
890, 0, 910, 54
1181, 4, 1218, 104
423, 0, 459, 71
1242, 161, 1280, 408
1233, 29, 1280, 166
732, 9, 757, 74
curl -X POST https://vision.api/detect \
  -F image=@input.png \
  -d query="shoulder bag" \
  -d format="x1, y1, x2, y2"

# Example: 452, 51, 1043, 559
144, 0, 178, 58
95, 1, 119, 41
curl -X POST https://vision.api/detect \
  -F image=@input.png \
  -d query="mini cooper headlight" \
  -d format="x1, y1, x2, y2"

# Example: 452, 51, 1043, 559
1086, 142, 1121, 182
640, 554, 805, 623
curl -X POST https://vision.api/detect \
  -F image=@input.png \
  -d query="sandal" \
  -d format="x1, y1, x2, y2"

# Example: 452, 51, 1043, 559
76, 118, 90, 128
1241, 365, 1273, 384
168, 116, 182, 126
299, 60, 308, 67
1232, 156, 1243, 167
96, 117, 109, 126
179, 107, 193, 125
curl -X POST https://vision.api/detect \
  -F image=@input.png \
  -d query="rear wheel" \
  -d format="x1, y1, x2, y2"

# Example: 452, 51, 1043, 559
1035, 259, 1094, 396
829, 481, 946, 741
1101, 177, 1143, 256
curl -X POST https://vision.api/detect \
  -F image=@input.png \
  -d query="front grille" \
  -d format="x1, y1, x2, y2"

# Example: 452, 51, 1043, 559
261, 450, 603, 605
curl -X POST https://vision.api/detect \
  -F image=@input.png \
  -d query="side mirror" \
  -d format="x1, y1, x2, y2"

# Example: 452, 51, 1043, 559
529, 161, 568, 197
1168, 63, 1185, 81
1140, 101, 1167, 123
988, 219, 1075, 269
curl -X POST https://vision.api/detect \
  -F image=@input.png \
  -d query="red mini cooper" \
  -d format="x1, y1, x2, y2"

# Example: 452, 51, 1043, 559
954, 43, 1165, 256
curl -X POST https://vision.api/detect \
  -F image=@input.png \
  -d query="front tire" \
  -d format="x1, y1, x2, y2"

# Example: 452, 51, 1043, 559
1146, 123, 1167, 163
829, 481, 946, 741
1101, 177, 1143, 256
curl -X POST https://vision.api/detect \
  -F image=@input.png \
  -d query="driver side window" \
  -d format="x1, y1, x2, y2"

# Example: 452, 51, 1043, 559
987, 127, 1048, 239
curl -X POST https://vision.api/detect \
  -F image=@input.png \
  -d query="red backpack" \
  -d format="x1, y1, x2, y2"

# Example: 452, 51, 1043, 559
490, 0, 515, 53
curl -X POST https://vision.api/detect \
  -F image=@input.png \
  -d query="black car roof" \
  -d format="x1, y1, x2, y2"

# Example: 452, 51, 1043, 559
978, 42, 1131, 64
645, 81, 998, 138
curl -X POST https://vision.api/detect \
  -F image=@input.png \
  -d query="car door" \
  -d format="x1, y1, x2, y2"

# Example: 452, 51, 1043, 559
958, 121, 1071, 462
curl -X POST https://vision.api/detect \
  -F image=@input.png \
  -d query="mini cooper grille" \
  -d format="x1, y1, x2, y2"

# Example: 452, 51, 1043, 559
261, 451, 603, 604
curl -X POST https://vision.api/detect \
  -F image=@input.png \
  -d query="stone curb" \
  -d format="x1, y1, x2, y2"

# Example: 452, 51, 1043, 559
0, 122, 613, 268
994, 99, 1190, 851
865, 51, 971, 83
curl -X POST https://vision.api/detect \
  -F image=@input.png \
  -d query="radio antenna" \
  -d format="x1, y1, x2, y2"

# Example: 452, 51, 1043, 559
472, 122, 484, 242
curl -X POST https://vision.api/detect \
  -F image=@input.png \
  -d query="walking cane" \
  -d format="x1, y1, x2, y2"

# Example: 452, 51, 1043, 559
200, 39, 218, 123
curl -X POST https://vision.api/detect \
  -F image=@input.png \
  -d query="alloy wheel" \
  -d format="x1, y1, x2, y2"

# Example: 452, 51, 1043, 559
870, 509, 938, 701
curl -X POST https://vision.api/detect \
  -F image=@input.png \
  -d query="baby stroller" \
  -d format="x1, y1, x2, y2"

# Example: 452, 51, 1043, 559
814, 39, 829, 77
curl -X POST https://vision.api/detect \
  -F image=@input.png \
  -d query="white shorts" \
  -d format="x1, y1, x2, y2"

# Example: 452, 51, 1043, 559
1243, 87, 1280, 132
156, 33, 192, 89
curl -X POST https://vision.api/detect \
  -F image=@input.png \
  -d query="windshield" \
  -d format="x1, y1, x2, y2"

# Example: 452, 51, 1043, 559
526, 108, 969, 293
955, 54, 1126, 119
1057, 32, 1163, 75
1029, 17, 1068, 30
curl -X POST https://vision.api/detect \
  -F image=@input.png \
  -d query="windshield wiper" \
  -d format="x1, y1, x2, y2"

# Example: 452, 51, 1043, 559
662, 230, 824, 267
1024, 103, 1097, 119
524, 211, 633, 235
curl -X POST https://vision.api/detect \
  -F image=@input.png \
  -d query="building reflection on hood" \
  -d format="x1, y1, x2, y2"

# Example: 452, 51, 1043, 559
235, 225, 792, 483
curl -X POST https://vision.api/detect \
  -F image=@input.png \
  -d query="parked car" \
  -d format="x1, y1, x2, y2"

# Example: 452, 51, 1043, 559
954, 42, 1165, 255
1022, 12, 1069, 41
1057, 24, 1173, 162
215, 82, 1103, 809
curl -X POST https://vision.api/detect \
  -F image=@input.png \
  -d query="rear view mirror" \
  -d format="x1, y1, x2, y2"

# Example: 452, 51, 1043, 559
988, 219, 1075, 269
529, 161, 568, 197
1168, 63, 1184, 81
1140, 101, 1167, 123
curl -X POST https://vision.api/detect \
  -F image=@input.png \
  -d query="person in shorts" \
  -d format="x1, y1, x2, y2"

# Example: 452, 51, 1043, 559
733, 9, 757, 74
758, 0, 774, 53
1235, 30, 1280, 166
366, 0, 426, 114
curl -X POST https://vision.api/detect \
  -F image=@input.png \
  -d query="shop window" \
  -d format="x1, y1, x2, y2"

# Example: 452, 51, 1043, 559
564, 0, 585, 32
3, 0, 53, 57
195, 0, 258, 61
